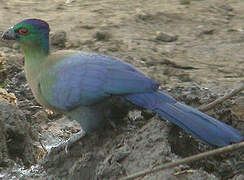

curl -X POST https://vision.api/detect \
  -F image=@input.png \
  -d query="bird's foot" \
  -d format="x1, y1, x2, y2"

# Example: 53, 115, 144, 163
46, 130, 86, 158
42, 130, 86, 168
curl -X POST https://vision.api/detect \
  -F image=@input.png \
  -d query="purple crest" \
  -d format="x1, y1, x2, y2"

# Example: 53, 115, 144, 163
16, 19, 50, 32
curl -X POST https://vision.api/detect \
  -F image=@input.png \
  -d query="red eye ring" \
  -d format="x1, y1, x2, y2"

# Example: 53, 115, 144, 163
18, 27, 30, 36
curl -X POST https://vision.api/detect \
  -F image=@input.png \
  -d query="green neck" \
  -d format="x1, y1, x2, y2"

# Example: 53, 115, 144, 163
23, 44, 49, 81
22, 42, 49, 57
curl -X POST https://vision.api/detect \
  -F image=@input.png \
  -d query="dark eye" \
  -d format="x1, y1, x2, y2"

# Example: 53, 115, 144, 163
18, 27, 30, 36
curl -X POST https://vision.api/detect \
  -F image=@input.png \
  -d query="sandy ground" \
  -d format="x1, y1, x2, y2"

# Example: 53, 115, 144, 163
0, 0, 244, 179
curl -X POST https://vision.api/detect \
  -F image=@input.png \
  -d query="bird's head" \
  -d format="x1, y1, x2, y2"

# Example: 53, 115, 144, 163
2, 19, 50, 55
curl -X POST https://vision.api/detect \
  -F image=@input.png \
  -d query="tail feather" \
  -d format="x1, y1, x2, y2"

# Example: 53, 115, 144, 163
125, 91, 243, 146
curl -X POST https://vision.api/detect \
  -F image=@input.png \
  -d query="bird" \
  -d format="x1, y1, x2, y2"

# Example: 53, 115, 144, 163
1, 19, 243, 150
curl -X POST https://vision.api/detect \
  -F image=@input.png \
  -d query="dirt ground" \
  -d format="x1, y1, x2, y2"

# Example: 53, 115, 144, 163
0, 0, 244, 179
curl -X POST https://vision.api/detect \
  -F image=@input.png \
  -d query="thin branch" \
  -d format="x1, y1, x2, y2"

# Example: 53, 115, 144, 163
120, 141, 244, 180
199, 83, 244, 112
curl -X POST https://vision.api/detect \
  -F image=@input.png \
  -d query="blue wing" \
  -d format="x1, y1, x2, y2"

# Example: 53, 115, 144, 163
41, 53, 159, 111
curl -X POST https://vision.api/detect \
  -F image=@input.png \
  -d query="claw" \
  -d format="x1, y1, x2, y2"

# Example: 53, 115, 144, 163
63, 130, 86, 154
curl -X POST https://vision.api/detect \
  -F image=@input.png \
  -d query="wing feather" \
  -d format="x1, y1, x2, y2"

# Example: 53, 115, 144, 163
39, 53, 159, 111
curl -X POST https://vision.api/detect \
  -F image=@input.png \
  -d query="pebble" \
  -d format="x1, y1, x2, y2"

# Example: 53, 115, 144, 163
155, 31, 178, 42
94, 31, 111, 41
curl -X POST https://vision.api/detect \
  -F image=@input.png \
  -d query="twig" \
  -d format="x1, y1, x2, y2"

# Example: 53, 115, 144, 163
120, 141, 244, 180
199, 83, 244, 112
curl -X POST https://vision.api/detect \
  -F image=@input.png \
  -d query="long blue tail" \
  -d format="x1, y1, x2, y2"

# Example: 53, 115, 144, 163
125, 91, 243, 146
